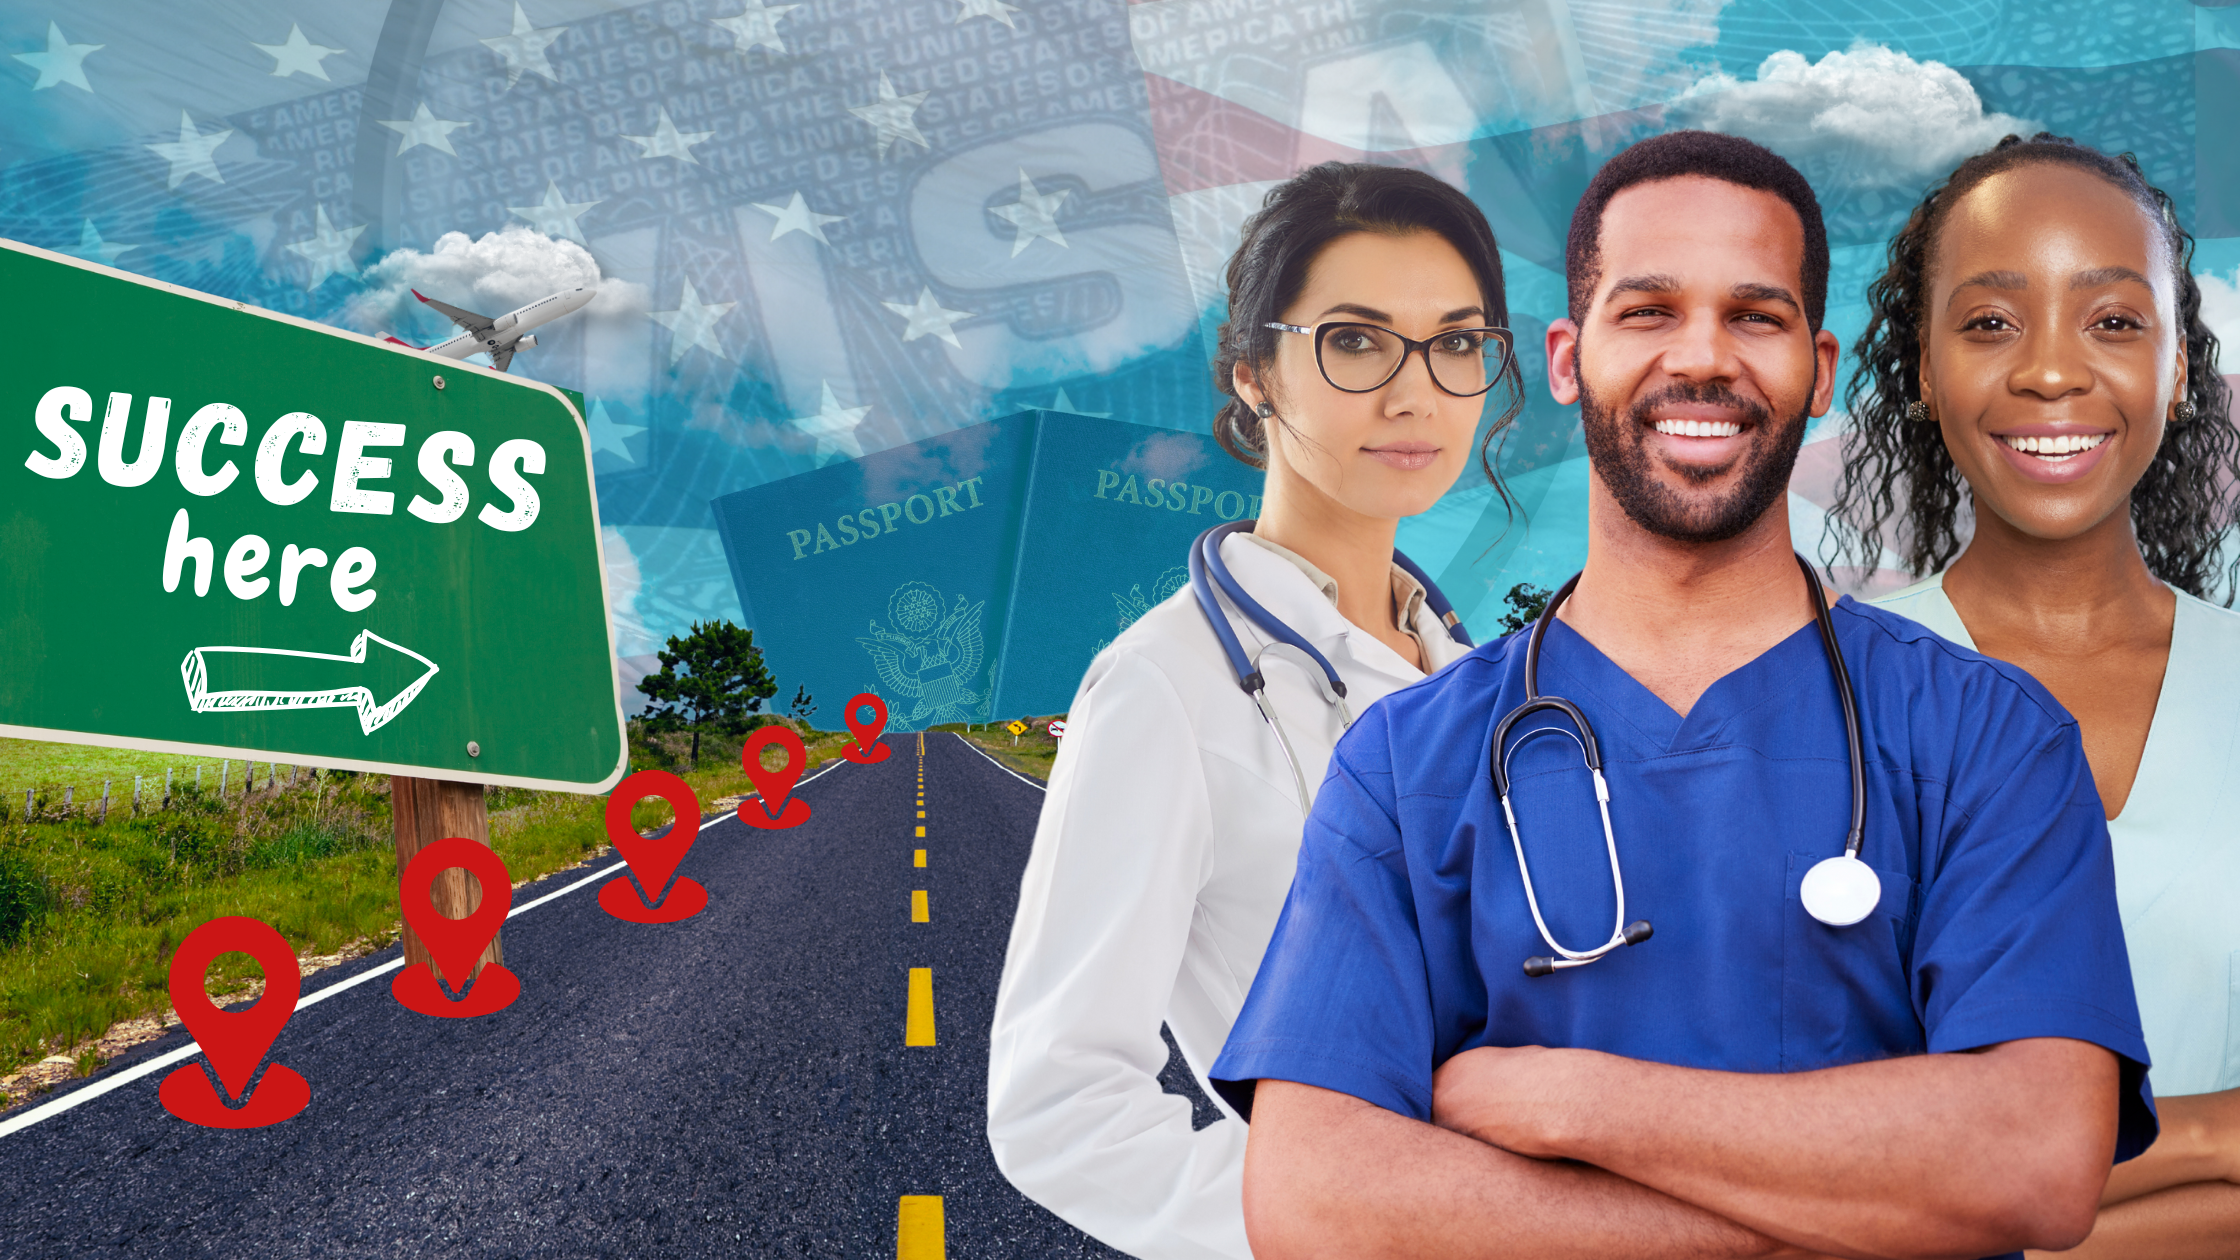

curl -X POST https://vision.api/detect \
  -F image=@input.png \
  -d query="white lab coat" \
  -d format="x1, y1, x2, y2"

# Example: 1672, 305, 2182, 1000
987, 533, 1474, 1259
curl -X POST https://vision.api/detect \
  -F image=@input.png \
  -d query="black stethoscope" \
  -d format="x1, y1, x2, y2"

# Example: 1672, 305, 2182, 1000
1494, 552, 1879, 977
1189, 520, 1474, 813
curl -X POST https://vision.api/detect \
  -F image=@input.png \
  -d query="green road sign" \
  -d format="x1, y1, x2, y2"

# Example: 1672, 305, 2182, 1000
0, 239, 625, 792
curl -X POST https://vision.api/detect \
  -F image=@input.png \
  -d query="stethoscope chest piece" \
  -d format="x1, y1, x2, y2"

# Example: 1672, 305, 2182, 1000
1800, 854, 1882, 927
1501, 554, 1877, 973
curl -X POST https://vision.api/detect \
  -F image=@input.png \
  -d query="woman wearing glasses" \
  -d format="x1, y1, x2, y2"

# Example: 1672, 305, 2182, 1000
988, 162, 1520, 1259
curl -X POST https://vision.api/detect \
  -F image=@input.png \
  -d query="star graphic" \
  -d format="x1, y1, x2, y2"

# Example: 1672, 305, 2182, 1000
13, 21, 100, 93
849, 72, 928, 159
648, 279, 735, 363
509, 180, 601, 244
253, 23, 344, 80
145, 111, 234, 190
953, 0, 1021, 28
284, 204, 366, 289
378, 102, 469, 156
883, 287, 973, 348
1043, 387, 1111, 418
59, 219, 136, 267
586, 399, 647, 462
622, 106, 714, 164
751, 190, 845, 244
712, 0, 801, 56
480, 2, 566, 89
993, 169, 1069, 256
790, 381, 872, 463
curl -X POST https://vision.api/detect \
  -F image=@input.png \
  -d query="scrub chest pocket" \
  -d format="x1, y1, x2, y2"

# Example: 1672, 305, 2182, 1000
1781, 853, 1920, 1071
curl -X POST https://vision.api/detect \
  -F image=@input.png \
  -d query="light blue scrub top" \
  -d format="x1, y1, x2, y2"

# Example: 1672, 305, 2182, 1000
1880, 575, 2240, 1095
1212, 599, 2159, 1260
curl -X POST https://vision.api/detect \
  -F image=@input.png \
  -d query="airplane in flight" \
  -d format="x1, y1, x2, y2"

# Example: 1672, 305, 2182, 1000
381, 286, 594, 373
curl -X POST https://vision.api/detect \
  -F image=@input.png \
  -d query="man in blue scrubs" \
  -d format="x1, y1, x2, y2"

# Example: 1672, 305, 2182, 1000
1210, 131, 2157, 1260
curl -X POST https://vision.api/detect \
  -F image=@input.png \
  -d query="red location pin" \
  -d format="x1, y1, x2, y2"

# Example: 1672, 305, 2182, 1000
390, 837, 521, 1018
599, 769, 709, 923
842, 693, 893, 763
738, 725, 811, 829
160, 916, 309, 1128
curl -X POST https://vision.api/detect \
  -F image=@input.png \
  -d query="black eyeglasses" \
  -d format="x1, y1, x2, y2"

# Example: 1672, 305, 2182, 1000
1264, 321, 1514, 397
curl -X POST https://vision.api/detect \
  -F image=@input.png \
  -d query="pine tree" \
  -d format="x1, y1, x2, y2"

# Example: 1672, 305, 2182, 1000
637, 620, 778, 768
1497, 583, 1553, 636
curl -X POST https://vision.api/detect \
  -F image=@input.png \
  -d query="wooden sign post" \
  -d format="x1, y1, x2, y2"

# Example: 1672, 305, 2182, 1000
390, 776, 503, 977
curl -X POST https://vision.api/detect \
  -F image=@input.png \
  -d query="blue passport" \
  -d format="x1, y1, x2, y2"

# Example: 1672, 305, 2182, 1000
710, 410, 1263, 725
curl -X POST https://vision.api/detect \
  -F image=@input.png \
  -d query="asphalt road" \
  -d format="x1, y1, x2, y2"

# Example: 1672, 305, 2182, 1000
0, 732, 1187, 1258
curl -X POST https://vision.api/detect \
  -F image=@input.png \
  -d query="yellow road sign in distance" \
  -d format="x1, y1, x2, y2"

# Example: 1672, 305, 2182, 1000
0, 239, 624, 791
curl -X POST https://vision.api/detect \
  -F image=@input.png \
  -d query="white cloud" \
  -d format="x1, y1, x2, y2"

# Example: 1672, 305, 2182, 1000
1117, 431, 1210, 483
599, 523, 660, 716
343, 223, 651, 393
2202, 270, 2240, 377
1671, 43, 2035, 191
600, 524, 659, 658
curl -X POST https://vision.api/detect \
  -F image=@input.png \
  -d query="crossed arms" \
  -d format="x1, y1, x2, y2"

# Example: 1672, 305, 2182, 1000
2041, 1086, 2240, 1260
1241, 1037, 2120, 1260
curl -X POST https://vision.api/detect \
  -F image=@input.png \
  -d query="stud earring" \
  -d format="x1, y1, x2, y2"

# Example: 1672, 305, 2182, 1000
1255, 402, 1274, 419
1905, 400, 1932, 423
2174, 399, 2197, 424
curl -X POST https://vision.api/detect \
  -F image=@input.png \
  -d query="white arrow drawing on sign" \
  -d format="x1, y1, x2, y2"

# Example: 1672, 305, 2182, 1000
180, 631, 440, 735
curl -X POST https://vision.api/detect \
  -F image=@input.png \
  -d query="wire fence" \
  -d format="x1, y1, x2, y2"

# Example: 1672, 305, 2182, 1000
3, 761, 326, 826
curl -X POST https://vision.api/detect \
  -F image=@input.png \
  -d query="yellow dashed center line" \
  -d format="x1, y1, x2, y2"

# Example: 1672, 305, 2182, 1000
906, 967, 936, 1045
896, 755, 945, 1243
898, 1195, 944, 1258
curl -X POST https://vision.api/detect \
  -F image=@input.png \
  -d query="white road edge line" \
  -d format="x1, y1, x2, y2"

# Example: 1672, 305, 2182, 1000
0, 761, 847, 1140
796, 758, 847, 789
508, 861, 631, 919
950, 732, 1047, 791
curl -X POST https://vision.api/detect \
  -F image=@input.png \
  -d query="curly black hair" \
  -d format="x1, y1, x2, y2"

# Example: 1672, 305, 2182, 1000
1209, 162, 1523, 506
1826, 133, 2238, 601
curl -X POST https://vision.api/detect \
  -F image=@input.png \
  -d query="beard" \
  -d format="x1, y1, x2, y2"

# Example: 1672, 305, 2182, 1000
1577, 371, 1811, 544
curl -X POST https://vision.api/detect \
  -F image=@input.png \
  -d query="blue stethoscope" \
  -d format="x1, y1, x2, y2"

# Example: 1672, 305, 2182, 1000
1188, 520, 1474, 813
1496, 553, 1877, 978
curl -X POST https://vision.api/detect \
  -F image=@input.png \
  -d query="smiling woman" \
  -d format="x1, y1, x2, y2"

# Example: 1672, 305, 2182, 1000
1831, 133, 2240, 1257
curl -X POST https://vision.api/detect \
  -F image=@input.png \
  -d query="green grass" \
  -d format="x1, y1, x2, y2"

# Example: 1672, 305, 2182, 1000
0, 735, 264, 801
0, 777, 403, 1088
0, 719, 861, 1100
